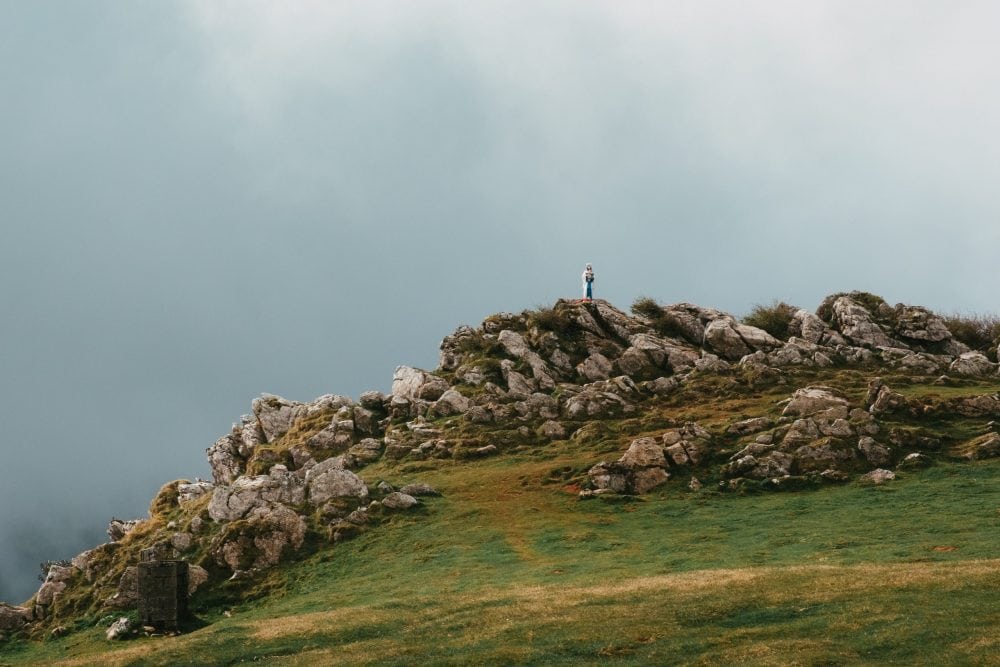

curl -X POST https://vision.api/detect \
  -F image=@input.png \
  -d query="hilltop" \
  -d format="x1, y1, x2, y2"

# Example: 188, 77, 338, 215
1, 292, 999, 665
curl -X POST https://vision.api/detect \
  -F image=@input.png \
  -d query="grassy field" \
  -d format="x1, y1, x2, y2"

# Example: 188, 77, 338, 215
3, 452, 998, 666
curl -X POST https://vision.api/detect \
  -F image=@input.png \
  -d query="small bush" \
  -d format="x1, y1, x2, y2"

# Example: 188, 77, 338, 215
631, 297, 687, 340
941, 313, 1000, 360
528, 305, 579, 335
743, 301, 799, 340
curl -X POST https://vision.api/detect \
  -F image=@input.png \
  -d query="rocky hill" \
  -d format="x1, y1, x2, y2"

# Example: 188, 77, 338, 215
2, 291, 999, 651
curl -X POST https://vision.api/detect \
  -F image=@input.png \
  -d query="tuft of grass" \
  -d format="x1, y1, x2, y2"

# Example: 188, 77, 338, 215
631, 297, 686, 340
742, 301, 799, 340
940, 313, 1000, 360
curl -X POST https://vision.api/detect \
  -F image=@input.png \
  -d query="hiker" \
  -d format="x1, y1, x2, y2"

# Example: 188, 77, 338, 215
582, 264, 595, 301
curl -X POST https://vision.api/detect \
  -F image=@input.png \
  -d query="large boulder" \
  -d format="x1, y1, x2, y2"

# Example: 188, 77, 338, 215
252, 394, 306, 443
782, 387, 849, 418
304, 460, 369, 505
949, 352, 997, 377
497, 330, 556, 389
208, 466, 307, 522
825, 296, 898, 349
213, 505, 307, 571
392, 366, 449, 402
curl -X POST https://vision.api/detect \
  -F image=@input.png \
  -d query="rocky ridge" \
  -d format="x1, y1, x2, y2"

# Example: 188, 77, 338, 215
3, 290, 1000, 641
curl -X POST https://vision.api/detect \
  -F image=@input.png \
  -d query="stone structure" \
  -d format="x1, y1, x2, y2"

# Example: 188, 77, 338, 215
137, 546, 189, 631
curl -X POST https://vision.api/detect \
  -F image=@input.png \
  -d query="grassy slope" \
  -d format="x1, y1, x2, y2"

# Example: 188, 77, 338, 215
3, 370, 1000, 665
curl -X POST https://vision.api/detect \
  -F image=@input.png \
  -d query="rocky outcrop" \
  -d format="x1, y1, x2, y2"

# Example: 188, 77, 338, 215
208, 466, 307, 522
0, 604, 31, 631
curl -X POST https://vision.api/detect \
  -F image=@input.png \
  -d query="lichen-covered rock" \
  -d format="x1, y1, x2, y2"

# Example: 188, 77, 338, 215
825, 295, 898, 349
782, 386, 849, 418
949, 352, 997, 377
304, 461, 369, 505
252, 394, 307, 443
865, 379, 910, 416
431, 389, 471, 417
381, 492, 419, 510
497, 330, 556, 389
178, 480, 214, 504
214, 505, 307, 571
860, 468, 895, 484
106, 616, 134, 641
208, 467, 307, 522
107, 518, 140, 542
857, 436, 892, 467
576, 352, 614, 382
392, 366, 449, 402
619, 437, 667, 468
793, 438, 858, 473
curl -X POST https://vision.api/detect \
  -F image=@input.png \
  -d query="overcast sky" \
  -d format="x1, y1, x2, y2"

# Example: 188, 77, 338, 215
2, 1, 999, 601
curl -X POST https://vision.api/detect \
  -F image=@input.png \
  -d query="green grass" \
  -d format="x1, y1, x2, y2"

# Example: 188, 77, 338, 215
4, 456, 998, 666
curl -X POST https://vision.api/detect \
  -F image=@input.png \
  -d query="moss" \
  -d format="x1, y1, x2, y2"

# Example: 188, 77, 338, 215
149, 480, 183, 518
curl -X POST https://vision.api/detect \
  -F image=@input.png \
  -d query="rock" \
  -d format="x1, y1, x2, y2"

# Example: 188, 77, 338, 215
398, 483, 439, 496
170, 532, 193, 552
0, 604, 31, 631
305, 462, 369, 505
825, 295, 898, 348
619, 437, 667, 468
694, 353, 730, 373
432, 389, 471, 417
538, 420, 567, 440
897, 452, 933, 469
252, 394, 306, 443
960, 433, 1000, 460
781, 419, 820, 448
576, 352, 614, 382
473, 444, 499, 457
497, 330, 556, 389
949, 352, 997, 377
819, 468, 850, 483
214, 505, 307, 571
207, 432, 245, 485
189, 517, 204, 533
893, 305, 952, 343
631, 467, 670, 494
106, 616, 134, 641
208, 467, 308, 522
857, 436, 893, 467
727, 417, 773, 436
106, 567, 138, 609
587, 462, 629, 494
188, 565, 209, 596
788, 309, 845, 346
501, 360, 536, 396
359, 390, 386, 410
782, 387, 849, 417
348, 438, 383, 464
381, 492, 419, 510
107, 518, 140, 542
50, 626, 68, 638
392, 366, 449, 402
178, 480, 214, 504
688, 477, 703, 491
307, 418, 355, 452
794, 438, 858, 473
949, 394, 1000, 418
376, 480, 394, 494
860, 468, 896, 484
865, 379, 910, 416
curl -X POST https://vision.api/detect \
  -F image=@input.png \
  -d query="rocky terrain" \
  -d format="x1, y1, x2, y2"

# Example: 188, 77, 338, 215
2, 290, 999, 646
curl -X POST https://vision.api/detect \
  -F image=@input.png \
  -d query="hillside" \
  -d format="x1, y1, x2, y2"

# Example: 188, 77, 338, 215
1, 292, 999, 665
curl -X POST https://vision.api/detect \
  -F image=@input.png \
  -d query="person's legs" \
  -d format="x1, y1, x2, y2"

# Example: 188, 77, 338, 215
586, 282, 592, 300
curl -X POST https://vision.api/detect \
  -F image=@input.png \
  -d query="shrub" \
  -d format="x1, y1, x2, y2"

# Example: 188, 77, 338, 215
941, 313, 1000, 360
631, 297, 686, 340
527, 305, 579, 335
743, 301, 799, 340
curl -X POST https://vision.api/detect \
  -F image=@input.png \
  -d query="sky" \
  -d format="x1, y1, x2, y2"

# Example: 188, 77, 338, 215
1, 0, 999, 602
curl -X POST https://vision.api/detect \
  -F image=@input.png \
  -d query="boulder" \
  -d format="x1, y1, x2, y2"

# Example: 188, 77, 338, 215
959, 433, 1000, 460
252, 394, 306, 443
865, 379, 910, 416
497, 330, 556, 389
825, 296, 898, 348
107, 518, 140, 542
208, 467, 307, 522
392, 366, 449, 402
576, 353, 614, 382
948, 394, 1000, 418
727, 417, 773, 436
788, 309, 845, 346
398, 483, 439, 497
178, 480, 214, 504
431, 389, 471, 417
949, 352, 997, 377
860, 468, 896, 484
105, 567, 138, 610
207, 433, 245, 485
538, 420, 567, 440
358, 390, 386, 411
704, 319, 752, 360
381, 492, 419, 510
619, 437, 667, 468
214, 505, 307, 571
106, 616, 134, 641
305, 461, 369, 505
857, 436, 892, 467
893, 305, 952, 343
782, 387, 849, 418
793, 438, 858, 473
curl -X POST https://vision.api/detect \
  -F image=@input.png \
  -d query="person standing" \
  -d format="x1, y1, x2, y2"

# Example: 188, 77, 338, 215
582, 263, 595, 301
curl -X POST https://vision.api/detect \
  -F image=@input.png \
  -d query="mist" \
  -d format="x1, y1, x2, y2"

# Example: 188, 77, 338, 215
2, 1, 999, 602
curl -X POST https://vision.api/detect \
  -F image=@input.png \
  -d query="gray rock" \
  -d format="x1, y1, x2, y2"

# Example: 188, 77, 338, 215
619, 437, 666, 468
208, 467, 308, 522
860, 468, 896, 484
857, 436, 892, 467
431, 389, 471, 417
107, 518, 140, 542
828, 296, 898, 348
576, 352, 614, 382
392, 366, 449, 402
498, 330, 556, 389
252, 394, 306, 443
106, 616, 134, 641
949, 352, 997, 377
207, 432, 245, 485
305, 462, 369, 505
359, 390, 386, 410
214, 505, 307, 571
170, 532, 193, 552
178, 480, 214, 504
381, 492, 419, 510
782, 387, 849, 418
0, 604, 30, 631
727, 417, 773, 436
631, 467, 670, 493
704, 319, 752, 360
399, 483, 439, 496
538, 420, 567, 440
105, 567, 138, 610
694, 353, 730, 372
794, 439, 858, 472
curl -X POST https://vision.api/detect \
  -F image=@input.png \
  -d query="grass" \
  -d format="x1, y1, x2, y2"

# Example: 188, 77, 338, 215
5, 358, 1000, 665
3, 454, 998, 666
